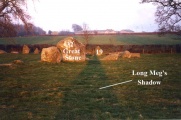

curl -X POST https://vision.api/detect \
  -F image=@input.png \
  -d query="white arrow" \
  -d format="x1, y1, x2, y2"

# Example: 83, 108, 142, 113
99, 80, 132, 89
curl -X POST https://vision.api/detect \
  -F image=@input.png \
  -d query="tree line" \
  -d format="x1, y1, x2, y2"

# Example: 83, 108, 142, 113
0, 0, 181, 38
16, 24, 46, 37
0, 24, 46, 37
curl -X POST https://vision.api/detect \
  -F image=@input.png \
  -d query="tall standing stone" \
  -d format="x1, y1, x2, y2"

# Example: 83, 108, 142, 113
22, 45, 30, 54
41, 46, 61, 63
57, 37, 86, 62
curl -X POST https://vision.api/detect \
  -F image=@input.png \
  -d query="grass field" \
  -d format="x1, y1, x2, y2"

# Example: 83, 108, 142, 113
0, 34, 181, 45
0, 53, 181, 119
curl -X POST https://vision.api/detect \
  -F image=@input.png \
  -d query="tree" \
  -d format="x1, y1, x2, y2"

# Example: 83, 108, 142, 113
32, 26, 46, 35
72, 24, 83, 32
82, 23, 92, 50
48, 30, 52, 35
141, 0, 181, 32
15, 24, 46, 36
0, 0, 33, 37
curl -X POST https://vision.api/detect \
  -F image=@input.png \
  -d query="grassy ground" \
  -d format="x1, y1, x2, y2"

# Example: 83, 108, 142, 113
0, 53, 180, 119
0, 34, 181, 45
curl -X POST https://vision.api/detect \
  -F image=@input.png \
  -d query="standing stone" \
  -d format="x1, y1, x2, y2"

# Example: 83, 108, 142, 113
95, 46, 103, 56
57, 37, 85, 62
0, 50, 7, 54
101, 53, 120, 61
34, 48, 40, 54
13, 60, 24, 64
122, 50, 131, 58
11, 51, 19, 54
130, 53, 140, 58
22, 45, 30, 54
41, 46, 61, 63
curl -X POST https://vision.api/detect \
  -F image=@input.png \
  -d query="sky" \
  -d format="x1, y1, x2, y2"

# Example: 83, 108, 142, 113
27, 0, 158, 33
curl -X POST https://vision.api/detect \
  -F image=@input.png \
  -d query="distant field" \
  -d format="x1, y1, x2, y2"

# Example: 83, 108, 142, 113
0, 34, 181, 45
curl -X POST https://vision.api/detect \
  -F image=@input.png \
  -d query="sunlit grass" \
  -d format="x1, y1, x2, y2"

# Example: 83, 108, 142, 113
0, 54, 181, 119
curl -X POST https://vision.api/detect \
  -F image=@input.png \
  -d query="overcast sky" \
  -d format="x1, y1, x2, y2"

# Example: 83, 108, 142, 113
28, 0, 158, 32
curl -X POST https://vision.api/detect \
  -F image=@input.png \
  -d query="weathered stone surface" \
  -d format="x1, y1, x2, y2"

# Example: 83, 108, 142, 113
122, 50, 131, 58
95, 46, 103, 56
0, 50, 7, 54
121, 51, 140, 58
41, 46, 61, 63
22, 45, 30, 54
34, 48, 40, 54
130, 53, 140, 58
57, 37, 85, 62
11, 51, 19, 54
0, 64, 12, 67
101, 53, 120, 61
13, 60, 24, 64
109, 52, 122, 55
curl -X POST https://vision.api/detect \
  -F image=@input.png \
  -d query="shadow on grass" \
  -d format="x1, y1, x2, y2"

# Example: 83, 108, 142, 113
55, 56, 122, 119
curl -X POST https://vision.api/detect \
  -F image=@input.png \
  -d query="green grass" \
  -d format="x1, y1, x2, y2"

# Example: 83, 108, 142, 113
0, 53, 181, 119
0, 36, 65, 45
0, 34, 181, 45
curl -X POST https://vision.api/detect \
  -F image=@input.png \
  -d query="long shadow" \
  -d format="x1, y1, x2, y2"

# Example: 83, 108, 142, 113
55, 56, 122, 119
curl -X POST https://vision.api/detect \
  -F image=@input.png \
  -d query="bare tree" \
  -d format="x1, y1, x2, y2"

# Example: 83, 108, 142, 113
0, 0, 34, 37
82, 23, 92, 49
141, 0, 181, 32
